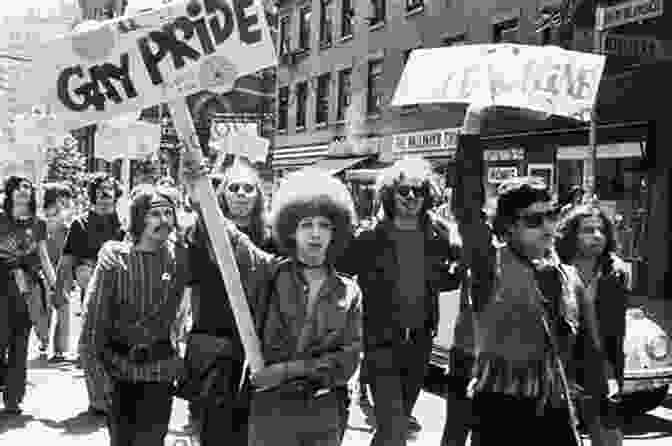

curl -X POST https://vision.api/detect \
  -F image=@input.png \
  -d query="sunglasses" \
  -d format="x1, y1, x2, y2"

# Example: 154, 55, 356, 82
227, 183, 256, 194
396, 184, 426, 198
516, 209, 560, 228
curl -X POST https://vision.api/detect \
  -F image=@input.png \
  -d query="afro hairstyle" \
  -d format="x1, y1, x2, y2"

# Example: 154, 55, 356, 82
269, 168, 356, 264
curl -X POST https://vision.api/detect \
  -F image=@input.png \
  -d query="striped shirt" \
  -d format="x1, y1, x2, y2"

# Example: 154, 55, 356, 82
79, 240, 190, 384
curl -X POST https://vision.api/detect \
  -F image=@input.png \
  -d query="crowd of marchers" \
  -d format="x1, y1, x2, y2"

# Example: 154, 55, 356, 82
0, 106, 629, 446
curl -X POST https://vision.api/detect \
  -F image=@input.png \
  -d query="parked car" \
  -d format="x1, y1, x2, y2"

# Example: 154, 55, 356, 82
428, 299, 672, 416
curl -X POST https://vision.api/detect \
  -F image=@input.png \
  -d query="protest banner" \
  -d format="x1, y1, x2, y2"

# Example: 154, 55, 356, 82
17, 0, 276, 132
13, 0, 276, 373
391, 44, 606, 121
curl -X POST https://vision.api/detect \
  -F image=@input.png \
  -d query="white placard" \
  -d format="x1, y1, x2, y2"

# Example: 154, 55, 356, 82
596, 0, 664, 31
16, 0, 277, 132
391, 44, 606, 121
487, 166, 519, 184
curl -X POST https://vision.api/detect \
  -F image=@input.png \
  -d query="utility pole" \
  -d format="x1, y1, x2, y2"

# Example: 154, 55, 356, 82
587, 3, 604, 202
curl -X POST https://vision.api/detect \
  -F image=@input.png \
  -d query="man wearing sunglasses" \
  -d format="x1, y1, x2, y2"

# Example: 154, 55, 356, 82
340, 157, 462, 446
453, 169, 608, 445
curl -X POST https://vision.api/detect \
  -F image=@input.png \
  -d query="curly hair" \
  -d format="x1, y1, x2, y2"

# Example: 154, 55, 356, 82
555, 204, 618, 269
270, 168, 357, 264
128, 184, 178, 243
375, 157, 438, 224
216, 159, 267, 246
492, 176, 552, 239
2, 176, 37, 219
87, 173, 122, 204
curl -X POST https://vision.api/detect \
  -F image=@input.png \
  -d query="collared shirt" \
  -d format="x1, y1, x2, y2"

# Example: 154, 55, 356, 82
79, 241, 189, 383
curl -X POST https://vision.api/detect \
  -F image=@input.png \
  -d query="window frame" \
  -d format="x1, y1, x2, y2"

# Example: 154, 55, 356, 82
277, 86, 289, 131
315, 73, 331, 125
367, 59, 384, 116
299, 5, 312, 51
341, 0, 354, 38
369, 0, 386, 27
319, 0, 334, 48
337, 68, 352, 121
278, 15, 291, 56
295, 81, 309, 130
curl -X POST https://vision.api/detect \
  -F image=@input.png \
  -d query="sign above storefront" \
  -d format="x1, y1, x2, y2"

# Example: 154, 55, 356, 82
602, 33, 671, 60
596, 0, 664, 31
328, 136, 382, 157
487, 166, 519, 183
483, 147, 525, 162
393, 128, 459, 159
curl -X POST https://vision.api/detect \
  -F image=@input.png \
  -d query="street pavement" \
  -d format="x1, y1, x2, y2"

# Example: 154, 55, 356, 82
2, 305, 672, 445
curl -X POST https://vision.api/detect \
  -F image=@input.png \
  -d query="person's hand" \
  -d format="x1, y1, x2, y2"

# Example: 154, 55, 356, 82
250, 362, 291, 390
428, 209, 459, 243
98, 241, 128, 270
607, 379, 620, 399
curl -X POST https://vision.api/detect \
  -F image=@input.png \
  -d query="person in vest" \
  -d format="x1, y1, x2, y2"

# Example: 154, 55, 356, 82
465, 175, 609, 446
42, 182, 75, 362
54, 173, 126, 416
556, 204, 629, 446
0, 176, 57, 415
340, 157, 462, 446
79, 184, 189, 446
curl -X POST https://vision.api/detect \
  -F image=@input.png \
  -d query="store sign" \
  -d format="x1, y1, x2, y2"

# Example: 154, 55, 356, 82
596, 0, 664, 31
392, 128, 459, 157
602, 33, 670, 60
483, 147, 525, 162
328, 136, 382, 157
487, 166, 518, 183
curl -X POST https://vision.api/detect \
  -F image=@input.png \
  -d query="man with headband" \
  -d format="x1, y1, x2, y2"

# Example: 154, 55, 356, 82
79, 184, 190, 446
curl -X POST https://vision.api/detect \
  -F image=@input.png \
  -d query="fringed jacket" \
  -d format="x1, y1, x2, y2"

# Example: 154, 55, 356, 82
470, 245, 610, 407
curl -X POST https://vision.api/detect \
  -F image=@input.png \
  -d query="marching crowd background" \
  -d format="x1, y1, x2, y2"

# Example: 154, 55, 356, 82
0, 105, 630, 446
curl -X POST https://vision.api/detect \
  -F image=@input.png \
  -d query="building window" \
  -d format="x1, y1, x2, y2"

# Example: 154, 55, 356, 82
493, 18, 519, 43
341, 0, 354, 37
442, 33, 467, 46
370, 0, 386, 26
299, 6, 312, 51
278, 16, 291, 56
367, 59, 384, 115
277, 86, 289, 131
315, 73, 331, 124
296, 82, 308, 129
337, 68, 352, 121
406, 0, 423, 12
320, 0, 333, 47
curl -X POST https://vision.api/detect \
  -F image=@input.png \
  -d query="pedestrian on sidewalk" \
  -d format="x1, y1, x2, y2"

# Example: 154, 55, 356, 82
0, 176, 57, 415
42, 182, 75, 362
339, 157, 462, 446
556, 204, 629, 446
55, 173, 125, 416
79, 184, 190, 446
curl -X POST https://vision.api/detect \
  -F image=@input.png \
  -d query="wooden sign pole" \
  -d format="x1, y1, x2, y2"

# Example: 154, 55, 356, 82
168, 98, 265, 374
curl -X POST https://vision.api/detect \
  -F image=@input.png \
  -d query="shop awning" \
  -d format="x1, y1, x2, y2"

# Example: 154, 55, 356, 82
311, 156, 373, 175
